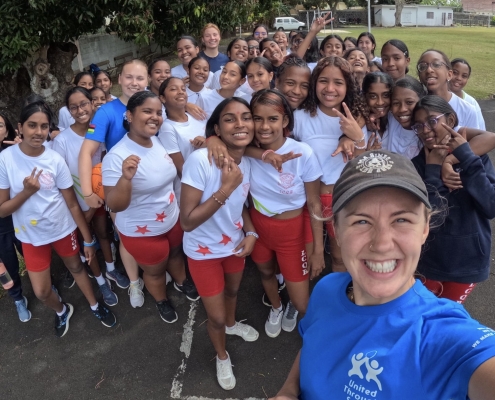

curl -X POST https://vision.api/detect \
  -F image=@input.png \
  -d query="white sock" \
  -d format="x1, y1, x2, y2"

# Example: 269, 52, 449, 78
130, 279, 140, 286
217, 354, 230, 362
56, 304, 67, 316
80, 254, 86, 263
276, 274, 284, 285
90, 303, 99, 311
273, 304, 283, 312
95, 274, 106, 285
105, 262, 115, 272
226, 323, 237, 331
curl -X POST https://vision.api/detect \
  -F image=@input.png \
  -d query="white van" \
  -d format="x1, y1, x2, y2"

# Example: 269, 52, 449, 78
273, 17, 306, 31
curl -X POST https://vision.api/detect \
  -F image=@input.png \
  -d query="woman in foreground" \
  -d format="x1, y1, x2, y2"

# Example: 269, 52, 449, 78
270, 150, 495, 399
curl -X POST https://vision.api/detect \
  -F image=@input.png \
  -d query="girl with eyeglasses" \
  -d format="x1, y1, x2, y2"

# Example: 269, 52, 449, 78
252, 24, 269, 42
416, 49, 481, 130
410, 95, 495, 304
247, 36, 261, 60
58, 71, 95, 130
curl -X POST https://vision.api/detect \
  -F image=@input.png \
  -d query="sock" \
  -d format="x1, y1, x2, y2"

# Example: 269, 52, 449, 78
276, 274, 284, 285
226, 323, 237, 331
217, 354, 230, 362
90, 303, 99, 311
130, 279, 140, 286
273, 304, 283, 312
80, 254, 86, 263
56, 304, 67, 316
105, 262, 115, 272
95, 274, 106, 285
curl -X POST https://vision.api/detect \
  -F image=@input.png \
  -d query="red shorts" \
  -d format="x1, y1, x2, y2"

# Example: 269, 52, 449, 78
321, 193, 334, 238
422, 278, 476, 304
303, 205, 313, 245
188, 255, 245, 297
249, 208, 309, 282
119, 219, 183, 266
22, 230, 80, 272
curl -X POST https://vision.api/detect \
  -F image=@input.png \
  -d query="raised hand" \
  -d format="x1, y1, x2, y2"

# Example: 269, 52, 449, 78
333, 103, 365, 143
122, 155, 140, 181
23, 167, 42, 196
220, 157, 243, 194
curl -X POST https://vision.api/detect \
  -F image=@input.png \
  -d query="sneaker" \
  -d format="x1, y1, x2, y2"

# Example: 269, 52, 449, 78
156, 299, 178, 323
216, 352, 236, 390
63, 270, 75, 289
106, 269, 130, 289
55, 303, 74, 338
128, 278, 145, 308
166, 271, 172, 285
92, 303, 116, 327
282, 301, 299, 332
226, 320, 259, 342
15, 296, 32, 322
52, 285, 62, 302
174, 278, 200, 301
84, 263, 94, 279
262, 280, 286, 307
99, 279, 118, 307
265, 306, 283, 338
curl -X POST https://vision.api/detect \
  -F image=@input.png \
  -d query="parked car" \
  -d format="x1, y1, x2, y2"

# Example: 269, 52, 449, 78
273, 17, 306, 31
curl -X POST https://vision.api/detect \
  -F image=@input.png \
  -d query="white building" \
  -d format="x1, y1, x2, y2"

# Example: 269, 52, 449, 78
373, 5, 454, 27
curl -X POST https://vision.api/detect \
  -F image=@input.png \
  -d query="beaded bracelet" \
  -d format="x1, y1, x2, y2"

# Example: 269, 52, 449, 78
261, 149, 275, 162
83, 235, 97, 247
212, 193, 225, 206
354, 142, 367, 150
246, 231, 259, 239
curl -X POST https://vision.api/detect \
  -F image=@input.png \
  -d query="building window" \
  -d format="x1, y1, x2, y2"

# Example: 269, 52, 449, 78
448, 13, 452, 19
427, 12, 434, 19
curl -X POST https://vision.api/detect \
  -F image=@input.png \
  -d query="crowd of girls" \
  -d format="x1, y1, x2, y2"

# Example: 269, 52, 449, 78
1, 18, 494, 393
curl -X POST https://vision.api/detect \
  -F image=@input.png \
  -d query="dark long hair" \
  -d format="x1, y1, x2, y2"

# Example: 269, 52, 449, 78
0, 111, 17, 148
205, 97, 250, 138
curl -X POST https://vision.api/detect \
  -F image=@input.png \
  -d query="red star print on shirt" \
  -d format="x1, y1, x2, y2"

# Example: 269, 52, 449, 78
219, 234, 232, 246
169, 192, 175, 204
135, 225, 151, 235
235, 221, 243, 230
156, 212, 166, 222
195, 244, 213, 256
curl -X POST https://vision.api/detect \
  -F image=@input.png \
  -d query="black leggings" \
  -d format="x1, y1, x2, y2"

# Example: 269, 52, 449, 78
0, 231, 23, 302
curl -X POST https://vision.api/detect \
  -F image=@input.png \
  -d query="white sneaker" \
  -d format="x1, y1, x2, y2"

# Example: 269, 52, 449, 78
128, 278, 144, 308
265, 306, 283, 338
226, 320, 259, 342
216, 352, 236, 390
282, 301, 299, 332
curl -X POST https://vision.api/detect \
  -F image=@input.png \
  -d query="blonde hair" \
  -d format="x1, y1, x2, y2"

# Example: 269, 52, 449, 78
121, 59, 147, 74
201, 23, 221, 38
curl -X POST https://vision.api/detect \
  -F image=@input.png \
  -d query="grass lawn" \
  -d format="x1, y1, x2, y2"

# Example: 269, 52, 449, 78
317, 26, 495, 99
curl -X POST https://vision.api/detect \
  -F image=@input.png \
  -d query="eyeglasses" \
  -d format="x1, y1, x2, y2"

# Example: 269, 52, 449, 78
411, 114, 445, 135
69, 101, 91, 113
292, 39, 304, 45
254, 32, 267, 37
416, 61, 448, 73
248, 45, 259, 51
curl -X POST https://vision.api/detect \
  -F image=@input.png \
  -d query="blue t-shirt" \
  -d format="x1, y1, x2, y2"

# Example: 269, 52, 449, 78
87, 99, 126, 151
199, 51, 229, 73
299, 273, 495, 400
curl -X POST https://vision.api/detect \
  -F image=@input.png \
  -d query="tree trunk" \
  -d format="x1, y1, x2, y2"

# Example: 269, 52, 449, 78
395, 0, 405, 27
0, 43, 78, 126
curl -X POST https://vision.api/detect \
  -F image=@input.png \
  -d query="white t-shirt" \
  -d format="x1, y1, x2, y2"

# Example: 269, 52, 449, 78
182, 148, 251, 260
448, 93, 480, 130
293, 107, 368, 185
102, 135, 179, 237
0, 145, 76, 246
197, 89, 246, 118
52, 127, 105, 211
158, 113, 206, 161
171, 64, 214, 88
462, 91, 486, 131
371, 56, 382, 64
186, 85, 212, 105
381, 112, 421, 160
58, 106, 74, 130
250, 138, 322, 216
211, 67, 254, 95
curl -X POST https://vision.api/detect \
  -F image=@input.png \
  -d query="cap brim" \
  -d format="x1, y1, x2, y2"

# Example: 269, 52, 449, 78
332, 178, 431, 214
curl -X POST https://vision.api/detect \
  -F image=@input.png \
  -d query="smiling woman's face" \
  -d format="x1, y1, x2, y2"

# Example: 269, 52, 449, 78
334, 187, 429, 306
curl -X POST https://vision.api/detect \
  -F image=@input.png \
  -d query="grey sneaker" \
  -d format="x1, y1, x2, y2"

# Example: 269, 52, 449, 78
63, 270, 75, 288
99, 279, 118, 307
106, 269, 130, 289
15, 296, 32, 322
128, 278, 145, 308
282, 301, 299, 332
265, 306, 283, 338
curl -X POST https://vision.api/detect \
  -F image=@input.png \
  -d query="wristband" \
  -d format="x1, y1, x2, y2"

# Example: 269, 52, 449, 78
261, 149, 275, 161
83, 235, 97, 247
245, 231, 259, 239
354, 142, 367, 150
353, 135, 365, 143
